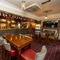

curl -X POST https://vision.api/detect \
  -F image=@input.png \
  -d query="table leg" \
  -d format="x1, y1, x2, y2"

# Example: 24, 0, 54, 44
17, 50, 21, 60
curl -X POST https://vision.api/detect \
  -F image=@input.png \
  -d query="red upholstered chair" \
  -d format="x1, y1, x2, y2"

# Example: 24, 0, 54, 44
21, 49, 36, 60
8, 46, 17, 56
3, 41, 17, 60
20, 45, 47, 60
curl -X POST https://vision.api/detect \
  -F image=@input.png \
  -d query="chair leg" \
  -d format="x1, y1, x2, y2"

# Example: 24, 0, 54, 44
9, 56, 11, 60
4, 51, 11, 60
4, 50, 8, 60
2, 47, 10, 60
0, 46, 3, 60
2, 46, 6, 60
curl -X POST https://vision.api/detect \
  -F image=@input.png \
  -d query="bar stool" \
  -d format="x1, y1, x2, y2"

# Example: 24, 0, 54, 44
3, 41, 17, 60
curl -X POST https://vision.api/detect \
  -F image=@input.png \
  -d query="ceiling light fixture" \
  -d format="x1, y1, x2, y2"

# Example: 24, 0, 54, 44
45, 11, 48, 19
21, 0, 26, 10
45, 15, 48, 19
43, 10, 52, 19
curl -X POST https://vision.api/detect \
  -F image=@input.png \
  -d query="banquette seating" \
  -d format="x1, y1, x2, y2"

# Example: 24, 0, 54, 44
20, 45, 47, 60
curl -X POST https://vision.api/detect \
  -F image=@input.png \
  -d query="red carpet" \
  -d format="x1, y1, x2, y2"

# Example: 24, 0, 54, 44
0, 40, 60, 60
32, 40, 60, 60
0, 47, 2, 60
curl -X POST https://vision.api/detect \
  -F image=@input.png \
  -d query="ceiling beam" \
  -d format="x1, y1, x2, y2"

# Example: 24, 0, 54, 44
42, 0, 51, 4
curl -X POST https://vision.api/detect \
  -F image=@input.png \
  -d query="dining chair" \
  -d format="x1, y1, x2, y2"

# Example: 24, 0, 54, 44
0, 37, 6, 59
24, 35, 32, 39
0, 39, 4, 58
40, 32, 47, 43
3, 33, 11, 37
0, 39, 4, 46
0, 36, 5, 40
34, 31, 40, 42
3, 41, 17, 60
35, 45, 47, 60
19, 34, 24, 36
48, 30, 59, 44
20, 45, 47, 60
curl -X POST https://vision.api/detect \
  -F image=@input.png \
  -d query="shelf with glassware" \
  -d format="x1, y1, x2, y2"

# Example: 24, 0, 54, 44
0, 11, 36, 30
0, 19, 7, 29
21, 22, 31, 28
0, 19, 16, 29
35, 24, 41, 35
0, 19, 31, 30
10, 20, 16, 28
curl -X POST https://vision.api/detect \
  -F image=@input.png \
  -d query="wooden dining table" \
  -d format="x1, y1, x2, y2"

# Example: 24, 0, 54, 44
3, 34, 33, 60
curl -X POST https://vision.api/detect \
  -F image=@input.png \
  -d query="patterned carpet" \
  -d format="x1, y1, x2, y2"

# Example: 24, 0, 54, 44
0, 40, 60, 60
32, 40, 60, 60
0, 47, 2, 60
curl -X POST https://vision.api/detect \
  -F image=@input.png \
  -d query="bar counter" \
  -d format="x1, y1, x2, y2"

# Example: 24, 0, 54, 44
0, 28, 29, 30
0, 28, 30, 36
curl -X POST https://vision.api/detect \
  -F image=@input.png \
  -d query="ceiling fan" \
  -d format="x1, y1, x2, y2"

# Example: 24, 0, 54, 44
42, 0, 51, 4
